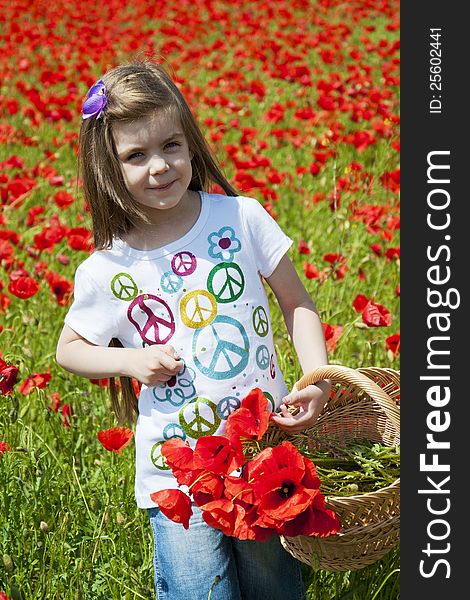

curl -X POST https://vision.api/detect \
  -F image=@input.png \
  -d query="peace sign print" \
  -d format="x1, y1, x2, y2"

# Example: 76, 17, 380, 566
150, 441, 171, 471
270, 354, 276, 379
192, 315, 249, 380
179, 396, 221, 439
255, 345, 270, 370
263, 391, 276, 412
153, 364, 197, 408
172, 251, 197, 276
110, 272, 139, 302
252, 305, 269, 337
180, 290, 217, 329
161, 271, 183, 294
207, 262, 245, 304
163, 423, 187, 441
128, 294, 175, 345
217, 396, 241, 420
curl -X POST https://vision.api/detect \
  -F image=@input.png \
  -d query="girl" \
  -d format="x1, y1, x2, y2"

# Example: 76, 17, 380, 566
56, 60, 331, 600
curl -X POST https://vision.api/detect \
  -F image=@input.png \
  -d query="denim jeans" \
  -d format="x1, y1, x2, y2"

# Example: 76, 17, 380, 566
147, 505, 306, 600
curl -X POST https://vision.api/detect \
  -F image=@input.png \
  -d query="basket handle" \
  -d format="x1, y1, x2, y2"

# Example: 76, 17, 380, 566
293, 364, 400, 434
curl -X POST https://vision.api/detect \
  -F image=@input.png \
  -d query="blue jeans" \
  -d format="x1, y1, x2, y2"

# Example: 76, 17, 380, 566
147, 505, 306, 600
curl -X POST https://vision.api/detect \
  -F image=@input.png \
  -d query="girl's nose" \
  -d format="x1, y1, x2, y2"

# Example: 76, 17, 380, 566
149, 156, 169, 175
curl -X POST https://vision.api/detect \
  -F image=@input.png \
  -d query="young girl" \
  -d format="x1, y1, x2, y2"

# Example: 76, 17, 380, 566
56, 60, 331, 600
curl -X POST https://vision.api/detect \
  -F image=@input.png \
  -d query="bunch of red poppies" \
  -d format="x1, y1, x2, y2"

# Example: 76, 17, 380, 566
150, 388, 341, 541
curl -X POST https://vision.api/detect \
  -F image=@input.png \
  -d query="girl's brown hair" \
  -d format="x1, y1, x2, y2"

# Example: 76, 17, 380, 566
79, 60, 238, 423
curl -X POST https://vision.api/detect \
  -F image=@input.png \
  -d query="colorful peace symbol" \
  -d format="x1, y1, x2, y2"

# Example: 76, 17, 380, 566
217, 396, 241, 419
110, 272, 138, 301
252, 305, 269, 337
192, 315, 249, 380
207, 262, 245, 304
161, 271, 183, 294
270, 354, 276, 379
263, 391, 276, 411
172, 251, 197, 276
150, 441, 170, 470
180, 290, 217, 329
179, 396, 221, 439
128, 294, 175, 345
255, 345, 270, 370
153, 364, 197, 408
163, 423, 187, 441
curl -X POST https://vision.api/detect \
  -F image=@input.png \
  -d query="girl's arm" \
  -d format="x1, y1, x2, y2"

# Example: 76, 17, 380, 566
265, 254, 331, 432
56, 324, 183, 385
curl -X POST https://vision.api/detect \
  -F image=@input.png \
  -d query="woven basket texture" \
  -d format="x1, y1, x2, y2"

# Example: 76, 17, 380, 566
267, 365, 400, 572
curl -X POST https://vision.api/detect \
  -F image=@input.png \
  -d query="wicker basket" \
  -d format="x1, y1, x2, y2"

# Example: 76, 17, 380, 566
270, 365, 400, 572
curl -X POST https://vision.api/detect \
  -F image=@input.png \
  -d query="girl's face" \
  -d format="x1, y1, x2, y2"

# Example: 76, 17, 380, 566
113, 111, 193, 218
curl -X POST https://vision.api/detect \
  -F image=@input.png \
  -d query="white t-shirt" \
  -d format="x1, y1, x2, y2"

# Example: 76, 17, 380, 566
65, 192, 293, 508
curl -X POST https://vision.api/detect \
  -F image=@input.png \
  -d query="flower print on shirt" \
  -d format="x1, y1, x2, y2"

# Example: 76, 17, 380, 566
153, 363, 197, 408
207, 227, 241, 262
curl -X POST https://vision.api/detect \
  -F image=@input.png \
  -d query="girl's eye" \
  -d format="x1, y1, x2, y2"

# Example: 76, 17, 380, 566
164, 141, 180, 150
127, 152, 144, 161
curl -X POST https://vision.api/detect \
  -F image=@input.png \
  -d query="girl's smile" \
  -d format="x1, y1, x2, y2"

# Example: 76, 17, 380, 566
113, 111, 194, 220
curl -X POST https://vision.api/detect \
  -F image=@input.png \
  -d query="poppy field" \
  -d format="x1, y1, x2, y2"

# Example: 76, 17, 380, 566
0, 0, 400, 598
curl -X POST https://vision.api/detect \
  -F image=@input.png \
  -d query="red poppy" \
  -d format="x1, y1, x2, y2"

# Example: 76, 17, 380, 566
352, 293, 368, 312
226, 388, 271, 442
150, 489, 193, 529
249, 442, 318, 525
18, 371, 51, 395
277, 492, 342, 538
0, 591, 10, 600
61, 404, 73, 428
322, 323, 343, 352
0, 441, 11, 454
193, 435, 245, 476
200, 498, 243, 536
0, 359, 18, 395
191, 472, 225, 506
386, 333, 400, 357
362, 300, 392, 327
97, 427, 134, 454
160, 438, 201, 485
303, 262, 319, 279
8, 275, 39, 299
298, 239, 311, 254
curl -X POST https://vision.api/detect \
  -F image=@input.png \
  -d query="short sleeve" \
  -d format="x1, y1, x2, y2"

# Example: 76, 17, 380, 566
64, 263, 118, 346
240, 196, 293, 278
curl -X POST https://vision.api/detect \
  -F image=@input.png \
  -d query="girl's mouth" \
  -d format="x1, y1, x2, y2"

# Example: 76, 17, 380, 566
150, 181, 174, 191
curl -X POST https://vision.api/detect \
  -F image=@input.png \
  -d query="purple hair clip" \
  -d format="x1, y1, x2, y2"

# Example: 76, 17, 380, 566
82, 80, 107, 120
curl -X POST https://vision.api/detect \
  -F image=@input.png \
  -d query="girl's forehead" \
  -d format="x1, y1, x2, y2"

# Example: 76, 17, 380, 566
113, 112, 184, 146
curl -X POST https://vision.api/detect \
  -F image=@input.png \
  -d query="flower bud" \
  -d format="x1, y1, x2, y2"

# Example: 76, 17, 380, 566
39, 521, 49, 533
2, 553, 14, 572
116, 512, 126, 526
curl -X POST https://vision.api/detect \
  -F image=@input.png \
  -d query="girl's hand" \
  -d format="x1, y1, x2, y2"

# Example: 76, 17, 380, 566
127, 345, 183, 386
270, 380, 331, 433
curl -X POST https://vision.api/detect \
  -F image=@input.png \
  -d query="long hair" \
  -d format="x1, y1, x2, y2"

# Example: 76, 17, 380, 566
79, 60, 238, 423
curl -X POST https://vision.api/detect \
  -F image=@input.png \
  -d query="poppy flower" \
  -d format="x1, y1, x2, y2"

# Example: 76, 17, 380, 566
303, 262, 319, 279
226, 387, 271, 442
249, 442, 318, 525
191, 472, 225, 506
277, 492, 342, 538
193, 435, 245, 476
362, 300, 392, 327
8, 275, 39, 299
97, 427, 134, 454
160, 438, 201, 486
0, 359, 18, 395
0, 441, 11, 454
353, 293, 369, 312
386, 333, 400, 357
298, 239, 311, 254
150, 489, 192, 529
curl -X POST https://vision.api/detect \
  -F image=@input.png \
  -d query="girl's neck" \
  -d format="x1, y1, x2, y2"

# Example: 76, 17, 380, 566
123, 190, 201, 251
